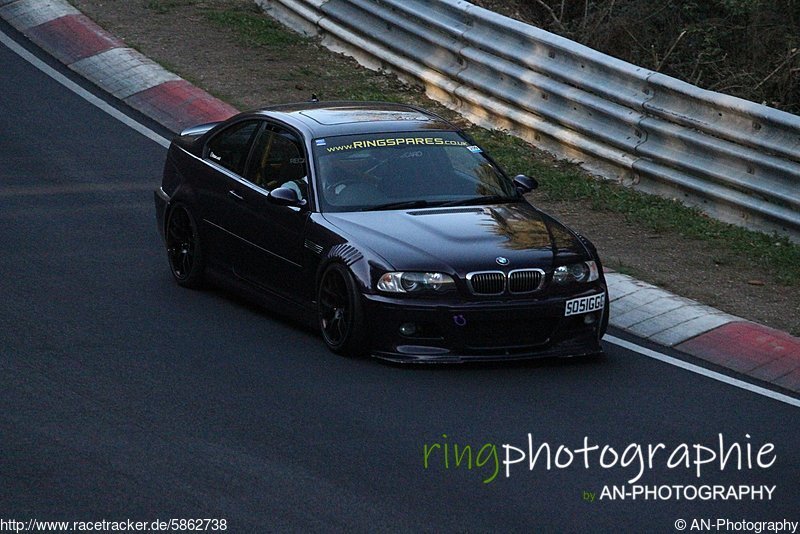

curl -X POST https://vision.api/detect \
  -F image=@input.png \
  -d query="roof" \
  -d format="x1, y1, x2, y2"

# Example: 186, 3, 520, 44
251, 101, 456, 138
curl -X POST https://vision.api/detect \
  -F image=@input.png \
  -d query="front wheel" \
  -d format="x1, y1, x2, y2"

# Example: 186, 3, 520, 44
165, 203, 205, 288
317, 263, 367, 356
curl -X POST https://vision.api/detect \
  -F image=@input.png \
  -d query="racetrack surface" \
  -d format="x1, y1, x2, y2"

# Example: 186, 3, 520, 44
1, 26, 798, 532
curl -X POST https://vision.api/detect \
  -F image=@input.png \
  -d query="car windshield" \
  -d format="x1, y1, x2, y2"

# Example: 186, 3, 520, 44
311, 131, 518, 212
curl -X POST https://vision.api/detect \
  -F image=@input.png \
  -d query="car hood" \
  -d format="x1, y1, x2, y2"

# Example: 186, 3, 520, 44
322, 201, 589, 274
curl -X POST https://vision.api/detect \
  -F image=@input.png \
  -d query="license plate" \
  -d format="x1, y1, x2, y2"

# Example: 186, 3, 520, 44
564, 293, 605, 316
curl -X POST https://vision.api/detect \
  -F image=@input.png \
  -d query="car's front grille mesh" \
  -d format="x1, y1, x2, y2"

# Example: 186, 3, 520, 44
467, 269, 544, 295
509, 269, 543, 293
468, 272, 506, 295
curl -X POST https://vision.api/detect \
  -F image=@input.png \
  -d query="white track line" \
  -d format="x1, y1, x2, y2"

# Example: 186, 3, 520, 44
605, 335, 800, 408
0, 28, 170, 148
5, 26, 798, 409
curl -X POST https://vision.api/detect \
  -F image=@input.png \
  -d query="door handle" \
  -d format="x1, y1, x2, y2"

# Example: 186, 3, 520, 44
228, 189, 244, 201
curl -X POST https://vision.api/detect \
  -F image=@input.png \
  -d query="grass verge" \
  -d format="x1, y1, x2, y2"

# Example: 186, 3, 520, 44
201, 5, 305, 48
145, 0, 195, 14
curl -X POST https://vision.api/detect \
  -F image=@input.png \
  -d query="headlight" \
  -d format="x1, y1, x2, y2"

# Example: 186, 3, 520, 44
377, 272, 455, 293
553, 261, 599, 284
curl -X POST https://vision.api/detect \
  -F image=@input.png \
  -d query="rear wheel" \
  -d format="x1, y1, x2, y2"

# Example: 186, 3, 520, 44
165, 203, 205, 288
317, 263, 366, 356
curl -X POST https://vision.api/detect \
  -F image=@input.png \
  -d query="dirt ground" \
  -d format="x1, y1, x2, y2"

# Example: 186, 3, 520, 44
69, 0, 799, 335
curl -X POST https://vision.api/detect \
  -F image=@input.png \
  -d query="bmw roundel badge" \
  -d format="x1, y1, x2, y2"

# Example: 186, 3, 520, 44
496, 256, 509, 266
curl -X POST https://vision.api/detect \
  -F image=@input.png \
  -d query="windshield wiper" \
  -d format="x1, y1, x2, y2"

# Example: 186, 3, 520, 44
438, 194, 519, 207
364, 200, 439, 212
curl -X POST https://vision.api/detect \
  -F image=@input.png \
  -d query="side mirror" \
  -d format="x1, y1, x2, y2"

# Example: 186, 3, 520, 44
268, 187, 307, 208
513, 174, 538, 193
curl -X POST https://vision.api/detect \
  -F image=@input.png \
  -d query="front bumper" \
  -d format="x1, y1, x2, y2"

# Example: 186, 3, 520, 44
361, 285, 607, 363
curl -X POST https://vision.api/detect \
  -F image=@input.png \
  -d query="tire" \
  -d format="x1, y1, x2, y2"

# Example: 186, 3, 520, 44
317, 263, 367, 356
165, 203, 205, 288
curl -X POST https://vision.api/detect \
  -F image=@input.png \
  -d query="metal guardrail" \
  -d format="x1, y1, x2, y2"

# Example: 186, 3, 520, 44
256, 0, 800, 241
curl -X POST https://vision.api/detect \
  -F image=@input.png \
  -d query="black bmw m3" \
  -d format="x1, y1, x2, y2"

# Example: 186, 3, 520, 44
154, 102, 608, 362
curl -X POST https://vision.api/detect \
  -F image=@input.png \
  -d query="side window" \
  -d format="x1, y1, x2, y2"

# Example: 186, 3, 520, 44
246, 127, 308, 199
205, 121, 260, 175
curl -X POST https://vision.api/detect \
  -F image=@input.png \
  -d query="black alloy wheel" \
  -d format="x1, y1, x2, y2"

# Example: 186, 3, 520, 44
165, 203, 205, 288
318, 263, 366, 356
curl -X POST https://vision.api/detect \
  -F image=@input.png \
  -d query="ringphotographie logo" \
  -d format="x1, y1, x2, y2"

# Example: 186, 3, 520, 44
421, 432, 778, 498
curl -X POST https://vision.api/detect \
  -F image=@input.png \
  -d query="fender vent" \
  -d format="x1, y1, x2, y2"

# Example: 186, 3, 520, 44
304, 239, 323, 255
328, 244, 362, 266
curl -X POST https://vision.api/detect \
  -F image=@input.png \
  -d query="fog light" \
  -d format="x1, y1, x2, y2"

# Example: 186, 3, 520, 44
399, 323, 417, 336
584, 313, 597, 325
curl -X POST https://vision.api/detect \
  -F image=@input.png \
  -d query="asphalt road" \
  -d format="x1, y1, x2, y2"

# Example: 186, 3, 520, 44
1, 28, 798, 532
